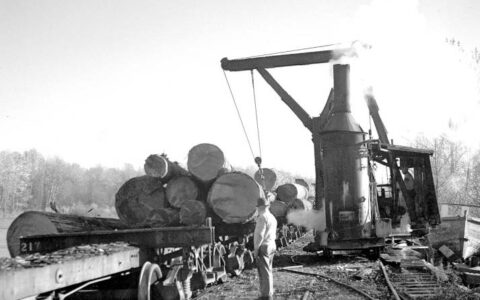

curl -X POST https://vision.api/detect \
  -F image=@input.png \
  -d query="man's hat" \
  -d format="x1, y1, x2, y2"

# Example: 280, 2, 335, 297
257, 192, 275, 207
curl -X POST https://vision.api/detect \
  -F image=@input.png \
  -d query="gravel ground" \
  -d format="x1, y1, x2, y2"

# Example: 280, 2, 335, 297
195, 231, 480, 300
196, 232, 390, 299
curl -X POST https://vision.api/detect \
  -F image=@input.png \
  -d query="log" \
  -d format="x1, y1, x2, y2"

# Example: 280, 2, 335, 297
276, 183, 308, 205
144, 154, 188, 181
269, 200, 289, 219
187, 143, 231, 183
115, 176, 168, 225
289, 198, 313, 211
179, 200, 207, 226
6, 211, 128, 257
145, 208, 180, 226
254, 168, 277, 191
207, 172, 264, 224
166, 176, 201, 208
294, 178, 310, 191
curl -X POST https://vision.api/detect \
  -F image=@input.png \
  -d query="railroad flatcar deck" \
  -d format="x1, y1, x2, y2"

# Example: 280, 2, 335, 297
0, 242, 139, 300
19, 225, 215, 254
2, 224, 215, 299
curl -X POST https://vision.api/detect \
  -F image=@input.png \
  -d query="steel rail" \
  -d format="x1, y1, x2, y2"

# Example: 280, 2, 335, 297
279, 268, 376, 300
378, 260, 401, 300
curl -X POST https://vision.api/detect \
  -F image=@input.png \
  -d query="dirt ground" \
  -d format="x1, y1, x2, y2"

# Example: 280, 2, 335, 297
196, 232, 390, 300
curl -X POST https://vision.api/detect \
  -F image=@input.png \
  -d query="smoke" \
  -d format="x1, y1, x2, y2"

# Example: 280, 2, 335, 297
286, 209, 326, 231
343, 0, 480, 150
286, 197, 326, 230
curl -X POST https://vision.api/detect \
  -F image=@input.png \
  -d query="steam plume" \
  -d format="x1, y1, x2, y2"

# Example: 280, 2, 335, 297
286, 209, 326, 231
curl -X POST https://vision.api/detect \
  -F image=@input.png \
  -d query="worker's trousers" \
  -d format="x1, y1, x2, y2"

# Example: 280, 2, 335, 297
256, 243, 275, 299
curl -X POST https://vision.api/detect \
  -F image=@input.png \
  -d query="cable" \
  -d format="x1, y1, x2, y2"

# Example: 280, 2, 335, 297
251, 70, 262, 159
239, 42, 343, 60
222, 70, 256, 160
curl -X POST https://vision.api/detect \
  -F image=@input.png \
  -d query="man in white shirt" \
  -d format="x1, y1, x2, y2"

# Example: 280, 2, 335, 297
254, 194, 277, 300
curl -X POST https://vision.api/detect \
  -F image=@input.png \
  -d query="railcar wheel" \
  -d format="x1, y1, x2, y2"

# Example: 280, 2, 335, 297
138, 262, 162, 300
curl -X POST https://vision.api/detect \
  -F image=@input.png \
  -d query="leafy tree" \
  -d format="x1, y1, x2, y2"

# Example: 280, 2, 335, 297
0, 149, 143, 217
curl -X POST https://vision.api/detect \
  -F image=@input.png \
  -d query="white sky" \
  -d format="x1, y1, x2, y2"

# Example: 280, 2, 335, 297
1, 0, 480, 177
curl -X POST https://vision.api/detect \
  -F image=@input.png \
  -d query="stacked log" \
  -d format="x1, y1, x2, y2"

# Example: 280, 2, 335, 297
276, 183, 308, 205
144, 154, 188, 181
207, 172, 263, 224
188, 143, 231, 184
254, 168, 277, 191
7, 211, 129, 257
269, 200, 288, 219
146, 208, 180, 226
179, 200, 207, 225
294, 178, 309, 192
288, 198, 313, 211
115, 176, 168, 225
166, 176, 200, 208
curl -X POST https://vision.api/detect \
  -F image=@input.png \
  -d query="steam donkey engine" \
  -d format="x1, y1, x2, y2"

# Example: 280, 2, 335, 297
221, 46, 441, 254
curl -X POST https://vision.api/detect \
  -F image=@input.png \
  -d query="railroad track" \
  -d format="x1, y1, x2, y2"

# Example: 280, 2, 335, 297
280, 260, 442, 300
380, 259, 442, 300
279, 268, 376, 300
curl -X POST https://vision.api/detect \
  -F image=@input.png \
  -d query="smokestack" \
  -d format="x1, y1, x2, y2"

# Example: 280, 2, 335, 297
332, 64, 351, 113
321, 64, 363, 133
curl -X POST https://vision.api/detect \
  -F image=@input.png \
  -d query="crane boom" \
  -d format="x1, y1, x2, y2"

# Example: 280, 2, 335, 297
365, 94, 389, 144
221, 48, 352, 71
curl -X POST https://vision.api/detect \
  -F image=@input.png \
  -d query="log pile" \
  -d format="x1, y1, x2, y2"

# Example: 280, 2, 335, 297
271, 182, 313, 223
276, 183, 308, 205
114, 143, 261, 227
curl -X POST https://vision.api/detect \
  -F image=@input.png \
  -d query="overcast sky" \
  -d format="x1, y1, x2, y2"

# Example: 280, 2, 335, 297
1, 0, 479, 177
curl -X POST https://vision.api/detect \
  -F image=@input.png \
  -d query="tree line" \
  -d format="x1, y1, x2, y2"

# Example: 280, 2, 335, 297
414, 135, 480, 216
1, 134, 479, 218
0, 149, 142, 217
0, 149, 313, 218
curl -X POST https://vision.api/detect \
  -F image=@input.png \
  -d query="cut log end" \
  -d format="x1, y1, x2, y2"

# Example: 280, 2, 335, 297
254, 168, 277, 191
188, 143, 228, 182
276, 183, 308, 205
207, 172, 263, 224
146, 208, 180, 226
289, 199, 313, 211
179, 200, 207, 226
294, 178, 309, 191
144, 154, 188, 181
7, 212, 58, 257
144, 154, 169, 178
269, 200, 288, 219
166, 176, 200, 208
115, 176, 167, 225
